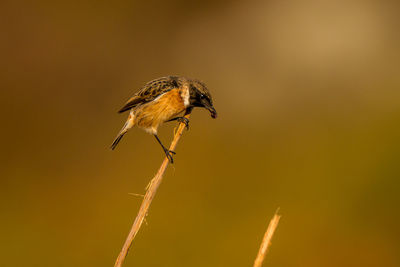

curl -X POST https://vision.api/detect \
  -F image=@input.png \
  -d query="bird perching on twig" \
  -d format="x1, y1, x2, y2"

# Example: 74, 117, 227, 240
111, 76, 217, 163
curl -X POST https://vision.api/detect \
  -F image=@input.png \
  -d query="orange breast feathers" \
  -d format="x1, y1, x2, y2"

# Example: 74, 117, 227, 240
133, 88, 187, 134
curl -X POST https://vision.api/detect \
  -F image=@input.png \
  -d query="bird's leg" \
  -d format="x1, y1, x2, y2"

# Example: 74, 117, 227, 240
154, 134, 176, 163
166, 117, 190, 130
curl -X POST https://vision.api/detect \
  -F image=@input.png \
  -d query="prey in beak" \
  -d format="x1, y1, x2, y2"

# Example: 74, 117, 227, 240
200, 96, 217, 118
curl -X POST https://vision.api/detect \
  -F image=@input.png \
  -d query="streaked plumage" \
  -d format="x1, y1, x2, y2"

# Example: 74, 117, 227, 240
111, 76, 217, 163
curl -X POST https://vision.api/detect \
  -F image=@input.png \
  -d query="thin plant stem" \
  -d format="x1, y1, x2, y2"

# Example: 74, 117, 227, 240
253, 209, 281, 267
114, 113, 191, 267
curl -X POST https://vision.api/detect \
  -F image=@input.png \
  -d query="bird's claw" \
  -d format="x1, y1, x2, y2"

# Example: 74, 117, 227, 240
164, 149, 176, 163
167, 116, 190, 130
177, 117, 190, 130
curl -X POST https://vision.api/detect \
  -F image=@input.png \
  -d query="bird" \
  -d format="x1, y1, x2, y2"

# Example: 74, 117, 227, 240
111, 76, 217, 163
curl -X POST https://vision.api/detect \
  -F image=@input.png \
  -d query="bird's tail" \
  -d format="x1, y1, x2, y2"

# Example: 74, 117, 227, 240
110, 111, 135, 150
110, 132, 126, 150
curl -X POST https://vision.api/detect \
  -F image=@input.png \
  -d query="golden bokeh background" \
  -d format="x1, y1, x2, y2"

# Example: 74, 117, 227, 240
1, 0, 399, 266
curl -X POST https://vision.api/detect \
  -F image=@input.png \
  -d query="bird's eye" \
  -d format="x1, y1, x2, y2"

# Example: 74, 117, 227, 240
200, 94, 205, 99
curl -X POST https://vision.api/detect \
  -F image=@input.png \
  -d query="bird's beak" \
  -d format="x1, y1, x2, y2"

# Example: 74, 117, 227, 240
209, 106, 217, 119
201, 99, 217, 119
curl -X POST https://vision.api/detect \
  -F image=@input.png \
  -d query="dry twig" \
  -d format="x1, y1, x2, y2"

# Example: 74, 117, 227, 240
114, 113, 191, 267
253, 209, 281, 267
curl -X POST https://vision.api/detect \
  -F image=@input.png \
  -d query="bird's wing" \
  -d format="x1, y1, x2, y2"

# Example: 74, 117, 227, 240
118, 76, 179, 113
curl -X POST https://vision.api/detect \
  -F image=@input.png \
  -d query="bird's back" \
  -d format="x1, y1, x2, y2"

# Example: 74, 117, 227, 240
118, 76, 181, 113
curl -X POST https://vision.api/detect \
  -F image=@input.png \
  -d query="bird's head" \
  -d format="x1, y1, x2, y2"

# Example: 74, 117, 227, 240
188, 79, 217, 119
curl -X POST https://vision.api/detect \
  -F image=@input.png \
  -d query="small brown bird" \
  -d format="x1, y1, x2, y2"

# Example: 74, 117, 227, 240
111, 76, 217, 163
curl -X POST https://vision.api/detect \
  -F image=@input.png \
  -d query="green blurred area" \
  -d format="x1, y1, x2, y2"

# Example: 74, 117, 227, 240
1, 0, 400, 266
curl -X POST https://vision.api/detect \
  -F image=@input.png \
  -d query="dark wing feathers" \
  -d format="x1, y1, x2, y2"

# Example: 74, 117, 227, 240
118, 76, 179, 113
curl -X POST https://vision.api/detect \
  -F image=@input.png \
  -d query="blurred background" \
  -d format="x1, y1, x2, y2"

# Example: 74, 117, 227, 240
1, 0, 399, 266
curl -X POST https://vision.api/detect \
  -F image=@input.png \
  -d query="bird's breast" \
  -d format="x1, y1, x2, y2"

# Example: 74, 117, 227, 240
133, 89, 186, 132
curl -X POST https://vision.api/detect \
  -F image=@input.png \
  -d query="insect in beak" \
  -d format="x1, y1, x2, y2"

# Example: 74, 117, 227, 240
201, 98, 217, 119
209, 106, 217, 119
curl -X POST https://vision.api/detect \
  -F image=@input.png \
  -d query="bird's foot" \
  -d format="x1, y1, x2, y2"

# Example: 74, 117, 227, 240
167, 117, 190, 130
177, 117, 190, 130
164, 148, 176, 163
